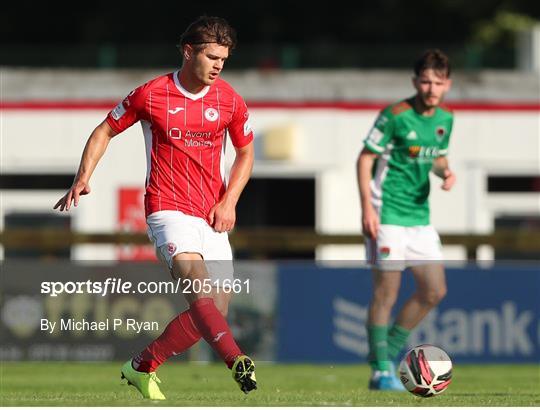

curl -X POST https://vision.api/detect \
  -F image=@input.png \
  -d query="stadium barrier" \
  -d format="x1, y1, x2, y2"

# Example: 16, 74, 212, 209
1, 228, 539, 259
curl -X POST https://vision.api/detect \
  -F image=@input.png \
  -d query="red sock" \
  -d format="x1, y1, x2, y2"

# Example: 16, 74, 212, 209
132, 309, 201, 373
189, 298, 243, 368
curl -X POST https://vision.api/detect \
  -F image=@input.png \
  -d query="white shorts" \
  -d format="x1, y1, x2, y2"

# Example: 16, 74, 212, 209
146, 210, 233, 282
365, 224, 443, 271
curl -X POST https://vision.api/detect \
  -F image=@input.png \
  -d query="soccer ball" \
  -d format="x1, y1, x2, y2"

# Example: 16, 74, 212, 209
398, 344, 452, 397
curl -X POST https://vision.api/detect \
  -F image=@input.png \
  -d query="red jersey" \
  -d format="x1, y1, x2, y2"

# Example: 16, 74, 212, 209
106, 71, 254, 219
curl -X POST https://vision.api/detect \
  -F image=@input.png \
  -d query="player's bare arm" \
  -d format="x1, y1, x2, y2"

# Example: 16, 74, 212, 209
53, 120, 117, 211
432, 156, 456, 191
208, 142, 254, 233
357, 147, 380, 239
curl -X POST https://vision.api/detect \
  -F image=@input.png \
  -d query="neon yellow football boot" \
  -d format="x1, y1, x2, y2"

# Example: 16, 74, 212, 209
231, 355, 257, 394
121, 360, 166, 400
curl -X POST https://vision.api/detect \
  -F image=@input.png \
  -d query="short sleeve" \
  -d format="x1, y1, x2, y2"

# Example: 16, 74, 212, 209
106, 84, 148, 134
363, 108, 395, 154
227, 95, 254, 148
438, 117, 453, 156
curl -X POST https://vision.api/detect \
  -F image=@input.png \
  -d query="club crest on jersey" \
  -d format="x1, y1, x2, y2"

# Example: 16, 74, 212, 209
435, 126, 447, 142
204, 108, 219, 122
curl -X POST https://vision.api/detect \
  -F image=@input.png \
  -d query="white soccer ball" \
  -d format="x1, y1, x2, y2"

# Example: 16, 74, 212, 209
398, 344, 452, 397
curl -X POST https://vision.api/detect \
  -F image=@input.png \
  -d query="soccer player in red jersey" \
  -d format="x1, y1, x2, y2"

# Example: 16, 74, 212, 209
54, 16, 256, 399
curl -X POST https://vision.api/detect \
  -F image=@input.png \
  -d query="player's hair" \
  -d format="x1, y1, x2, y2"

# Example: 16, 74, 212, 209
179, 16, 237, 53
414, 49, 451, 78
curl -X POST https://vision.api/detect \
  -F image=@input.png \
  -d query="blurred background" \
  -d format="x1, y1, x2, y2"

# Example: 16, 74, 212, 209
1, 1, 539, 366
2, 0, 540, 70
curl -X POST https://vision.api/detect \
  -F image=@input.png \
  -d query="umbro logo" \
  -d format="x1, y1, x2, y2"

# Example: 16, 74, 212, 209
168, 107, 185, 114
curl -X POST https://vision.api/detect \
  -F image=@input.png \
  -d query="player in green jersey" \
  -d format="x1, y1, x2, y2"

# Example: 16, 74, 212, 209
356, 49, 456, 391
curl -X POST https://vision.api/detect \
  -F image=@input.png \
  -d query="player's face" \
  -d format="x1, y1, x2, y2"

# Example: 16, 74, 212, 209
190, 43, 229, 86
413, 69, 451, 108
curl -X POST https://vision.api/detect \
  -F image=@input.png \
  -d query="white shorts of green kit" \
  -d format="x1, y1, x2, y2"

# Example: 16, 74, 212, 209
146, 210, 234, 283
365, 224, 443, 271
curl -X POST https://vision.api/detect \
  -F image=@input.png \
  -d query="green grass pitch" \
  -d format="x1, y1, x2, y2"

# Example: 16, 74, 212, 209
1, 362, 538, 406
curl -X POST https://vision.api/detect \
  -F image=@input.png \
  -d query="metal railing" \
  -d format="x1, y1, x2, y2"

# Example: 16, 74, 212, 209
1, 228, 538, 260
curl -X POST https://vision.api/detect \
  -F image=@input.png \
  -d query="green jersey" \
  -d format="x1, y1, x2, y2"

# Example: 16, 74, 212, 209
363, 98, 453, 226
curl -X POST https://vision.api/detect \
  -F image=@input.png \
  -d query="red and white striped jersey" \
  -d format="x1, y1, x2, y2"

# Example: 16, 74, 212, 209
106, 71, 254, 220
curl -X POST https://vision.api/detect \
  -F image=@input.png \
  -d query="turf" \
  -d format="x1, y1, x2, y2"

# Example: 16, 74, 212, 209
0, 362, 538, 406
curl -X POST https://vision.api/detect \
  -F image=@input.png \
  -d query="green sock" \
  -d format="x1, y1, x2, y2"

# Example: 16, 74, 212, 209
367, 325, 390, 371
387, 324, 411, 361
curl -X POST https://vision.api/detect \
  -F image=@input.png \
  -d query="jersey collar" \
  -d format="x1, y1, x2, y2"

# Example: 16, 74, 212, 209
173, 70, 210, 101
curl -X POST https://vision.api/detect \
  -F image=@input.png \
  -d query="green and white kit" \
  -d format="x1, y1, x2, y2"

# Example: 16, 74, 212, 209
363, 98, 453, 268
